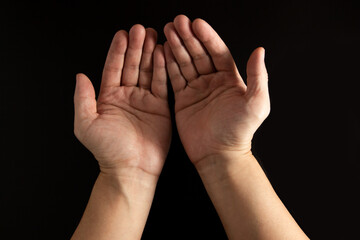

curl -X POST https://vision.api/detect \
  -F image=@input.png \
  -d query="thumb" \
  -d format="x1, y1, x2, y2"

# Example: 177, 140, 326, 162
74, 73, 98, 123
246, 47, 268, 96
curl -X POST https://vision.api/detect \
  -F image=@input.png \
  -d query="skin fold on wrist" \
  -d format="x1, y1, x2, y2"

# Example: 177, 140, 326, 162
99, 167, 160, 190
194, 151, 256, 186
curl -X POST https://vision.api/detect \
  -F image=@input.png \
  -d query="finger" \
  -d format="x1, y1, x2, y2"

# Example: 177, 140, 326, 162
164, 41, 186, 94
121, 24, 146, 86
151, 45, 167, 99
74, 73, 98, 125
101, 30, 128, 89
164, 22, 199, 81
192, 18, 237, 72
173, 15, 215, 75
139, 28, 157, 90
246, 47, 269, 96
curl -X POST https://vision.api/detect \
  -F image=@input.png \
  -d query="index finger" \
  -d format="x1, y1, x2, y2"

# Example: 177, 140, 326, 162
192, 18, 237, 72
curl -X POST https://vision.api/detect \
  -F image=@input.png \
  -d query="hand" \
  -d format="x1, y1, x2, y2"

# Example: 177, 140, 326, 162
164, 15, 270, 166
74, 25, 171, 177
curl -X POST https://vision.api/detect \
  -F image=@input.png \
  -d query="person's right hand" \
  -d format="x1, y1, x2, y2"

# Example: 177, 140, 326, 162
74, 25, 171, 178
164, 15, 270, 166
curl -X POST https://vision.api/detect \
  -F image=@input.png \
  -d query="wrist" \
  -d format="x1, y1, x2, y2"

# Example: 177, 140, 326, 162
194, 150, 256, 186
98, 167, 159, 197
98, 158, 163, 181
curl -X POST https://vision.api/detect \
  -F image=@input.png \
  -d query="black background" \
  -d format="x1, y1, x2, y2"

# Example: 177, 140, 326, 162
1, 0, 359, 239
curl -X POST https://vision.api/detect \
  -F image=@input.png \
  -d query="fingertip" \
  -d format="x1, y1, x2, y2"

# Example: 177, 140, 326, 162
145, 27, 158, 38
154, 44, 165, 57
174, 14, 189, 22
74, 73, 97, 123
76, 73, 81, 83
109, 30, 128, 55
192, 17, 203, 24
174, 14, 193, 37
191, 18, 205, 35
76, 72, 89, 82
129, 24, 146, 39
255, 47, 266, 67
112, 30, 129, 50
74, 73, 95, 99
146, 27, 156, 32
257, 47, 265, 60
192, 18, 215, 44
143, 28, 158, 54
163, 41, 169, 53
163, 22, 173, 34
75, 73, 81, 89
130, 24, 145, 31
163, 41, 168, 51
174, 14, 190, 27
246, 47, 269, 90
114, 29, 129, 40
249, 47, 263, 62
155, 44, 164, 52
75, 73, 87, 85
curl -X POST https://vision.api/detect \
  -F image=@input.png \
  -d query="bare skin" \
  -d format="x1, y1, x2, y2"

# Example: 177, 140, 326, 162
74, 26, 171, 177
164, 14, 309, 240
72, 15, 309, 240
163, 16, 270, 165
72, 25, 171, 239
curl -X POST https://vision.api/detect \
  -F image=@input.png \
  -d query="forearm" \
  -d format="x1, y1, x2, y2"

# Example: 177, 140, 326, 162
71, 168, 158, 240
195, 152, 309, 240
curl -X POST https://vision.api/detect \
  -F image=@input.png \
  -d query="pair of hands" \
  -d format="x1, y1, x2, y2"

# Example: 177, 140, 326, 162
73, 14, 270, 179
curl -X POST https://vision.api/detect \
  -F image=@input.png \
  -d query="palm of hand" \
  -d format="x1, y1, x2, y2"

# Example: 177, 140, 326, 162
175, 72, 268, 164
83, 86, 171, 176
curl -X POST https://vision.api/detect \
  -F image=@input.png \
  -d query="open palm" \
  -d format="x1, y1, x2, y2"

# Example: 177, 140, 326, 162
74, 25, 171, 177
164, 15, 270, 165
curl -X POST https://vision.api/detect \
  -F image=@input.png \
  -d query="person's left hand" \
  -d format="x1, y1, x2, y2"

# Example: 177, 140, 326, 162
163, 15, 270, 167
74, 25, 171, 178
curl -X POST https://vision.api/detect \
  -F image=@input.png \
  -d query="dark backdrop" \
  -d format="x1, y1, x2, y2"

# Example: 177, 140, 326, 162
1, 0, 359, 239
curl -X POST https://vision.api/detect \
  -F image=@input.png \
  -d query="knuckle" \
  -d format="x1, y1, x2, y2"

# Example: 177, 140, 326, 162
192, 52, 208, 61
170, 73, 184, 81
178, 60, 192, 68
103, 64, 120, 73
140, 66, 153, 73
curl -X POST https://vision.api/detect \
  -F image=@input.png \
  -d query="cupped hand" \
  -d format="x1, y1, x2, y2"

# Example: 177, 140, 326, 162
74, 25, 171, 177
163, 15, 270, 165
